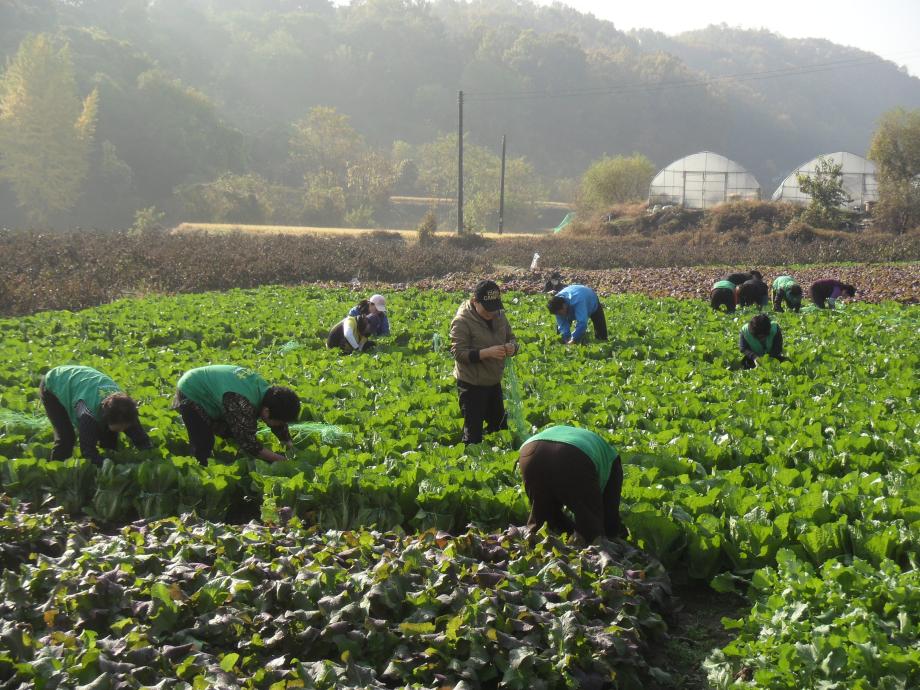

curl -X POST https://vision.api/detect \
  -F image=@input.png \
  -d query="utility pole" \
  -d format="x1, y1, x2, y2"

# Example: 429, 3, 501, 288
498, 134, 507, 235
457, 90, 464, 235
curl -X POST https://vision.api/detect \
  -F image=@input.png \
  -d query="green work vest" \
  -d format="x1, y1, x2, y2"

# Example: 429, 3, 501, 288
772, 276, 797, 292
177, 365, 269, 420
741, 323, 778, 356
772, 275, 801, 305
44, 365, 121, 428
712, 280, 736, 291
521, 425, 618, 489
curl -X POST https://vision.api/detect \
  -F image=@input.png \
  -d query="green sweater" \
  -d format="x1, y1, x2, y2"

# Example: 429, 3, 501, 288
177, 365, 269, 420
712, 280, 737, 291
521, 425, 618, 489
44, 365, 121, 427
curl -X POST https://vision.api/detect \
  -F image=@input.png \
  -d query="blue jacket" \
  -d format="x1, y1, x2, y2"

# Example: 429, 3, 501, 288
554, 285, 599, 342
347, 305, 390, 336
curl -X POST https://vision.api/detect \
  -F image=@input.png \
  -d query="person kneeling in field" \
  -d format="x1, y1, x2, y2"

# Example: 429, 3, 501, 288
547, 284, 607, 344
172, 365, 299, 464
348, 293, 390, 336
518, 425, 625, 542
326, 313, 375, 353
810, 279, 856, 309
772, 275, 803, 312
739, 314, 786, 369
40, 365, 152, 465
450, 280, 518, 444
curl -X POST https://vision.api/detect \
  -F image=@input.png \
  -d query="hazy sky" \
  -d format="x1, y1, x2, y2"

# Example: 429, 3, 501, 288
537, 0, 920, 77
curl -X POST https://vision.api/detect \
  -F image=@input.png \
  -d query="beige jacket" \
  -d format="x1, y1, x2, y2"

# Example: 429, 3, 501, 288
449, 300, 518, 386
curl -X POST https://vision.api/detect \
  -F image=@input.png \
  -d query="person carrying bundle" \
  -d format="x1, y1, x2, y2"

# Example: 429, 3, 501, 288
450, 280, 518, 444
810, 279, 856, 309
348, 293, 390, 336
547, 284, 607, 344
40, 365, 152, 465
326, 314, 375, 353
772, 275, 803, 312
517, 425, 625, 542
172, 365, 299, 464
739, 314, 786, 369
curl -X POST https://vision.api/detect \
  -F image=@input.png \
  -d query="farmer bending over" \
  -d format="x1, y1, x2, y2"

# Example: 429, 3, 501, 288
40, 365, 152, 465
173, 365, 299, 464
518, 425, 625, 542
450, 280, 518, 444
737, 274, 769, 309
710, 279, 739, 313
772, 276, 803, 312
810, 279, 856, 309
547, 284, 607, 344
739, 314, 786, 369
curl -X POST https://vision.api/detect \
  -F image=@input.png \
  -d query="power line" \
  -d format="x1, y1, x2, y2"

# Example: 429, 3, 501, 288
464, 50, 920, 103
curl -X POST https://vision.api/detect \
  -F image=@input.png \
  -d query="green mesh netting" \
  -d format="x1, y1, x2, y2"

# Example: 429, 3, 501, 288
278, 340, 304, 354
432, 333, 443, 353
259, 422, 352, 447
0, 409, 51, 433
503, 357, 528, 446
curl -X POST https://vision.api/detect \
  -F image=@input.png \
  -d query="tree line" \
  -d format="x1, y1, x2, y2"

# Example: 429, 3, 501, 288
0, 0, 919, 231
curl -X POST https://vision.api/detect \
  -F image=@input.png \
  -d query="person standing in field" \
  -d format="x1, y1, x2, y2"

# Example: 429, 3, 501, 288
547, 284, 607, 344
172, 365, 299, 464
518, 425, 625, 542
772, 275, 804, 312
348, 293, 390, 336
810, 279, 856, 309
739, 314, 786, 369
449, 280, 518, 444
40, 364, 152, 465
326, 314, 375, 353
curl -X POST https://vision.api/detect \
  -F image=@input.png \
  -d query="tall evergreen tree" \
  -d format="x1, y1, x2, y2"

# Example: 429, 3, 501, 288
0, 34, 98, 225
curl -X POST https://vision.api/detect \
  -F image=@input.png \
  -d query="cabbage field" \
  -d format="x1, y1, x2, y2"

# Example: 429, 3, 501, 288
0, 286, 917, 689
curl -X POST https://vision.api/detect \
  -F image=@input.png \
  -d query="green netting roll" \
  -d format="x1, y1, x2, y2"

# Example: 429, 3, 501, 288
259, 422, 351, 447
503, 358, 529, 446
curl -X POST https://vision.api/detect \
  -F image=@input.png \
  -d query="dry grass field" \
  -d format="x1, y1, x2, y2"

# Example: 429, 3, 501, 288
172, 222, 548, 240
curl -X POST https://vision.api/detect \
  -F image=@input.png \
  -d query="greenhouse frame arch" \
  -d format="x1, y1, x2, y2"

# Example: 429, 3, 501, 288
648, 151, 761, 209
771, 151, 879, 210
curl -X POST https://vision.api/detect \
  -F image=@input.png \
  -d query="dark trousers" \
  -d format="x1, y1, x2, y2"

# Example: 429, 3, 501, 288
518, 440, 624, 542
738, 284, 768, 309
710, 288, 736, 313
39, 380, 116, 463
589, 303, 608, 341
810, 284, 834, 308
772, 289, 801, 313
175, 393, 215, 464
456, 381, 506, 444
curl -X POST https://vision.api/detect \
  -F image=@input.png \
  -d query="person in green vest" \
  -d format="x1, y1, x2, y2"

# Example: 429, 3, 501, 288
40, 365, 152, 465
739, 314, 786, 369
517, 425, 625, 542
772, 275, 803, 312
710, 279, 739, 313
172, 365, 300, 464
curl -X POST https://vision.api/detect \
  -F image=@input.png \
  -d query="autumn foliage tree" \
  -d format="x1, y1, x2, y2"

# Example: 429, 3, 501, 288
0, 34, 98, 225
869, 108, 920, 233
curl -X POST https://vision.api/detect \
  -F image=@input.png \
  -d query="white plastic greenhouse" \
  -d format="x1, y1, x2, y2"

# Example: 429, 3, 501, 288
648, 151, 761, 209
771, 152, 878, 210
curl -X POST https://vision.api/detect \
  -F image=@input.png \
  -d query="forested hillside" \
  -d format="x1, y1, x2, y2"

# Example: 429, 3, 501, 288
1, 0, 918, 229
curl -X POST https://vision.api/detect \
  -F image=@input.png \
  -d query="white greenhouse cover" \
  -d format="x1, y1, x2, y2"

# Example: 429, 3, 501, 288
648, 151, 761, 209
771, 152, 878, 210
